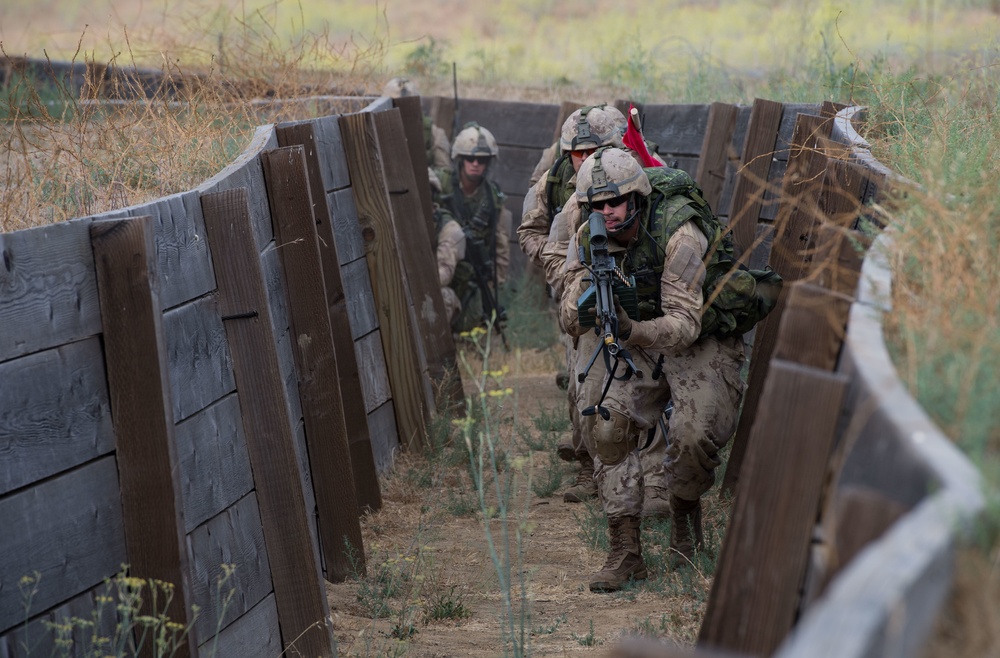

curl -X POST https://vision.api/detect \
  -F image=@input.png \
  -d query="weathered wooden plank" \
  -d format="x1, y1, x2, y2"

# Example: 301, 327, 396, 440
163, 295, 236, 422
275, 124, 382, 517
487, 144, 548, 201
341, 258, 379, 338
553, 101, 584, 142
700, 360, 848, 656
0, 584, 117, 658
339, 111, 428, 450
175, 393, 254, 532
197, 592, 281, 658
427, 95, 457, 141
279, 115, 351, 192
90, 215, 195, 654
0, 456, 127, 635
200, 187, 334, 657
814, 226, 870, 299
261, 145, 365, 582
696, 103, 739, 209
198, 126, 279, 252
759, 157, 787, 221
393, 96, 438, 247
453, 98, 559, 148
0, 219, 102, 362
728, 98, 784, 261
714, 104, 751, 220
773, 103, 824, 161
89, 191, 216, 309
0, 338, 113, 495
367, 401, 400, 475
328, 188, 366, 266
187, 492, 273, 642
722, 112, 834, 495
373, 109, 464, 414
772, 282, 851, 371
636, 103, 712, 156
354, 330, 393, 413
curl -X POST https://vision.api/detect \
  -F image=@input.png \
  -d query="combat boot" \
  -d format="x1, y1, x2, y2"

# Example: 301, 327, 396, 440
589, 516, 647, 592
556, 435, 576, 462
641, 486, 672, 519
669, 495, 704, 569
563, 455, 597, 503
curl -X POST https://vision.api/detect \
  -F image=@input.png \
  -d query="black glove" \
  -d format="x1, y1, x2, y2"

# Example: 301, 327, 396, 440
614, 295, 633, 341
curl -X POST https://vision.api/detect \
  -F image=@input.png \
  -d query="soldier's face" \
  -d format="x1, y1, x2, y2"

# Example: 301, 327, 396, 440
570, 147, 597, 173
461, 156, 489, 181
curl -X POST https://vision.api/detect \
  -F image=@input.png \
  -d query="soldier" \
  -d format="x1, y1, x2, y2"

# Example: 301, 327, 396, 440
433, 122, 512, 334
519, 107, 673, 518
560, 147, 746, 592
382, 77, 452, 169
436, 216, 466, 326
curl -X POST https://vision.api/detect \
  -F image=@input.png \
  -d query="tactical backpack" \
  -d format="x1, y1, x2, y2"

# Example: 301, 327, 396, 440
582, 167, 782, 340
544, 152, 575, 222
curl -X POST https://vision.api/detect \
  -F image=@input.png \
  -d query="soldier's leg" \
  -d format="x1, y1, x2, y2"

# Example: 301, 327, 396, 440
587, 370, 670, 592
556, 333, 578, 463
662, 335, 745, 566
563, 333, 599, 502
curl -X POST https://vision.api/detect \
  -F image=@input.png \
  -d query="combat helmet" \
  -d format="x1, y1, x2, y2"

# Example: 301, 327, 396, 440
451, 122, 500, 161
383, 77, 419, 98
576, 147, 650, 236
559, 105, 623, 152
576, 147, 651, 202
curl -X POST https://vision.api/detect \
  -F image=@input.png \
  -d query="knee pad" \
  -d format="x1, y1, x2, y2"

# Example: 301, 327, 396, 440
592, 409, 637, 466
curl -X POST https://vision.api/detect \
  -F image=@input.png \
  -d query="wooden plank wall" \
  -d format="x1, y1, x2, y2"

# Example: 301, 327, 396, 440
0, 107, 413, 656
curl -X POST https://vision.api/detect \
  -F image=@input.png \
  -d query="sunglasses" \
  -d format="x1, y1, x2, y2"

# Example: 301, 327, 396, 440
591, 194, 629, 211
462, 155, 491, 165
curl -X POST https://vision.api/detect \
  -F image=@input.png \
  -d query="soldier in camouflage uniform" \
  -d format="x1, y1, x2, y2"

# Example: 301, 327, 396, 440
383, 77, 452, 169
559, 148, 745, 592
519, 105, 622, 503
436, 217, 466, 325
519, 107, 673, 519
433, 122, 512, 333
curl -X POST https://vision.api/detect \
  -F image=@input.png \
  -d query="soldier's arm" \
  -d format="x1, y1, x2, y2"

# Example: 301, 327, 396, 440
626, 221, 707, 353
557, 227, 590, 337
495, 204, 512, 286
516, 176, 552, 266
437, 219, 466, 286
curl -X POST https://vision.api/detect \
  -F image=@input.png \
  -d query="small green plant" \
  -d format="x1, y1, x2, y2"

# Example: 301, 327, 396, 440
403, 37, 450, 78
531, 403, 571, 434
572, 619, 602, 647
532, 613, 566, 636
424, 585, 472, 622
530, 451, 568, 499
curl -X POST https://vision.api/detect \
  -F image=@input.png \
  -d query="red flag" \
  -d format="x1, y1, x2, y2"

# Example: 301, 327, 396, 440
622, 104, 661, 168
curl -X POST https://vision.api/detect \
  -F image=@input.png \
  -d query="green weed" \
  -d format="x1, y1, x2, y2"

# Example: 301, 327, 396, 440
424, 585, 472, 623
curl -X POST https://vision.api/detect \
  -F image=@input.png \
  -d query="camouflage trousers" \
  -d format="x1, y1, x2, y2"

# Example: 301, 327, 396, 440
594, 334, 745, 518
574, 330, 671, 516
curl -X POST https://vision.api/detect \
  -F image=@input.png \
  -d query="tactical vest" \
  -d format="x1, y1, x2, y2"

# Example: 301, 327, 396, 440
580, 167, 781, 339
435, 167, 505, 301
544, 152, 575, 223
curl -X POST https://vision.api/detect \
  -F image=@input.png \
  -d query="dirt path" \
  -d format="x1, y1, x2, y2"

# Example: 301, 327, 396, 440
326, 351, 723, 657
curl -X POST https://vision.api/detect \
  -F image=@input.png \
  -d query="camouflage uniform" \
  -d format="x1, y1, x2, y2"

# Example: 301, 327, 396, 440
436, 218, 466, 324
433, 123, 511, 333
561, 148, 745, 591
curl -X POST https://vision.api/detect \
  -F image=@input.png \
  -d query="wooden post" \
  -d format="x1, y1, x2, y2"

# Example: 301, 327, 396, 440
200, 188, 335, 658
261, 145, 366, 582
695, 102, 739, 209
721, 112, 834, 495
727, 98, 784, 262
392, 95, 437, 249
373, 107, 465, 415
339, 110, 429, 450
699, 360, 848, 656
274, 122, 383, 515
90, 215, 197, 657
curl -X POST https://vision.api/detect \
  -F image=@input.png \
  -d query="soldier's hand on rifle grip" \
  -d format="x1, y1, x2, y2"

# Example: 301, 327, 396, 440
613, 295, 633, 341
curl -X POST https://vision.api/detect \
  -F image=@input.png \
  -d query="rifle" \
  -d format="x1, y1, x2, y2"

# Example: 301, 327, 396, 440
451, 62, 460, 141
576, 211, 641, 419
463, 235, 510, 350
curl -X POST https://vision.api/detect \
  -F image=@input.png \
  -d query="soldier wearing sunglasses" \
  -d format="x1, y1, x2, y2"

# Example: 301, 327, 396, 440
431, 122, 512, 334
558, 147, 746, 593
